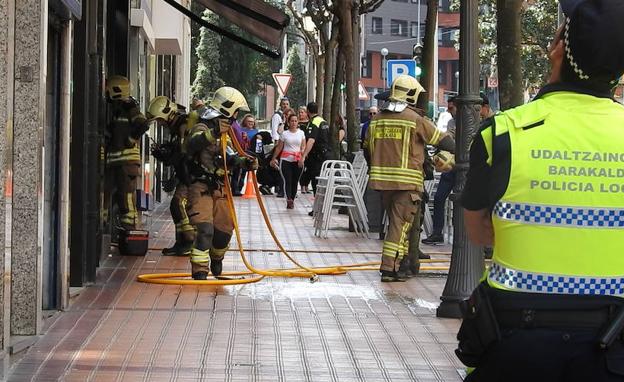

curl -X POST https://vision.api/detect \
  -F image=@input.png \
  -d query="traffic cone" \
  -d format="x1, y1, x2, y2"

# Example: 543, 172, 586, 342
242, 171, 257, 199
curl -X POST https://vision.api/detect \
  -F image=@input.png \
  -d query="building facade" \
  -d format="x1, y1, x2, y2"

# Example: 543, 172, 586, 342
360, 0, 459, 111
0, 0, 191, 368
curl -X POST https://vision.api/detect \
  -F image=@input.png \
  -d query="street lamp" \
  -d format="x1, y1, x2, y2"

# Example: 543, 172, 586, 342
436, 0, 485, 319
381, 47, 389, 91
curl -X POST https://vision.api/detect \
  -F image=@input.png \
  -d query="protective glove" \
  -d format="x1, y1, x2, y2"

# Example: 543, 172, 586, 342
241, 157, 259, 171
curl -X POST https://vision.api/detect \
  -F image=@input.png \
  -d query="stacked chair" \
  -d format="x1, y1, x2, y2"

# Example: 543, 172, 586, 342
312, 153, 369, 238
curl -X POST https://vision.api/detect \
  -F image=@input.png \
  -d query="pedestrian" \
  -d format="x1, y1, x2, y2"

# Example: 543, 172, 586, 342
422, 96, 457, 245
271, 114, 306, 209
335, 113, 346, 160
271, 97, 290, 197
297, 106, 311, 194
301, 102, 331, 198
271, 96, 289, 144
185, 86, 258, 280
104, 75, 149, 232
360, 106, 378, 148
235, 114, 259, 194
457, 1, 624, 380
147, 96, 197, 256
364, 75, 454, 282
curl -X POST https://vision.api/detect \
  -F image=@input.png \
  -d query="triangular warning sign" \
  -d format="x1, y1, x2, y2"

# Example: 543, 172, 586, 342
272, 73, 293, 95
358, 81, 369, 100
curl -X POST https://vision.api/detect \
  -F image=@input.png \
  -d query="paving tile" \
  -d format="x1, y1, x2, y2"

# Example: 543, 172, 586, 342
6, 194, 461, 381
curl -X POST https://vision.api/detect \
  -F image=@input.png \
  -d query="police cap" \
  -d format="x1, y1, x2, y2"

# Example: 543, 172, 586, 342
561, 0, 624, 85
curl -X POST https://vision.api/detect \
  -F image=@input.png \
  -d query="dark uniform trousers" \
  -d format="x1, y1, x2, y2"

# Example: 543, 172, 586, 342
463, 286, 624, 382
105, 161, 141, 230
187, 183, 234, 275
170, 184, 195, 247
380, 190, 420, 272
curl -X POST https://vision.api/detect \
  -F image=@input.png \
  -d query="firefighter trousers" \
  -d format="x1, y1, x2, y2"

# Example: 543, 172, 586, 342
380, 190, 421, 272
106, 161, 141, 230
170, 184, 195, 246
187, 183, 234, 275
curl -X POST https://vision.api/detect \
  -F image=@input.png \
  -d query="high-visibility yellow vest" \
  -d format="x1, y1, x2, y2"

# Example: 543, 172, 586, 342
485, 91, 624, 297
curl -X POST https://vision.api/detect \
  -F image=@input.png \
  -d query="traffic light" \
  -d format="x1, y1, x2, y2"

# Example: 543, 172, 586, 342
413, 44, 423, 77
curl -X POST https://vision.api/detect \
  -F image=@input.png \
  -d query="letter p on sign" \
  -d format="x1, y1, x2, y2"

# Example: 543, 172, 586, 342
387, 59, 417, 88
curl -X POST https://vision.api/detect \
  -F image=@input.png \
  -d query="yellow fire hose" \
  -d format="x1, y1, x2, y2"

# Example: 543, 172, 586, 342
137, 131, 451, 285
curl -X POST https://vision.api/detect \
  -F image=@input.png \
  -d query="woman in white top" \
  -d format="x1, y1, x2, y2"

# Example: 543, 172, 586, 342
271, 114, 306, 209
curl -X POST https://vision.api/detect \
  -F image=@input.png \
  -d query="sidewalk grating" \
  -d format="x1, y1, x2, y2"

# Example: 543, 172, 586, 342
7, 194, 462, 381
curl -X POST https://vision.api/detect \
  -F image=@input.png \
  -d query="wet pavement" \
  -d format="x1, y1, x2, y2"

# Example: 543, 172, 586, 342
6, 193, 462, 381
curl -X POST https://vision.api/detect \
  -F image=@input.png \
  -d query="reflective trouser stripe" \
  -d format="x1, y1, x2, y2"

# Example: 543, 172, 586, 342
382, 241, 402, 258
210, 246, 228, 260
120, 193, 138, 226
190, 248, 210, 265
382, 222, 411, 259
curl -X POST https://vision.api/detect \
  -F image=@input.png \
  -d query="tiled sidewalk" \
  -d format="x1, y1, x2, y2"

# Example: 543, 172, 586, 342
7, 193, 463, 382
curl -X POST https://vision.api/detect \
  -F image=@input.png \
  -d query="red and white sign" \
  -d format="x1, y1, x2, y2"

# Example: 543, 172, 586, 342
488, 76, 498, 89
358, 81, 369, 100
272, 73, 293, 95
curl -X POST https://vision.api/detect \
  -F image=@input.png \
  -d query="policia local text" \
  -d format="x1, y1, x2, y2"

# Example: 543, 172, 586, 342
529, 149, 624, 193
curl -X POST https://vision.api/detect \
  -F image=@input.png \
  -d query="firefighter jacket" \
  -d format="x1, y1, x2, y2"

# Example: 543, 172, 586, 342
184, 117, 246, 189
107, 98, 148, 165
364, 106, 449, 192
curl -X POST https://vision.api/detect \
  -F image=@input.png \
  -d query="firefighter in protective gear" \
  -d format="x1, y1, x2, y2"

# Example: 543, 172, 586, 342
364, 75, 454, 282
147, 96, 199, 256
185, 86, 258, 280
105, 75, 148, 230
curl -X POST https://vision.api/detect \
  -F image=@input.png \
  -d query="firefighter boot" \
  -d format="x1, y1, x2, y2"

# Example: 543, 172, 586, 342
209, 247, 227, 277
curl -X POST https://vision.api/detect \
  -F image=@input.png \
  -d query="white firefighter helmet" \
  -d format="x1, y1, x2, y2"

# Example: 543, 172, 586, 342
388, 75, 425, 106
433, 150, 455, 173
209, 86, 250, 118
147, 96, 177, 122
106, 75, 131, 100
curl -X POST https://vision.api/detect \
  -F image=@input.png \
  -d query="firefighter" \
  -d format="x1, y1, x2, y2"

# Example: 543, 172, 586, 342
458, 1, 624, 379
105, 75, 149, 231
147, 96, 198, 256
185, 87, 258, 280
364, 75, 455, 282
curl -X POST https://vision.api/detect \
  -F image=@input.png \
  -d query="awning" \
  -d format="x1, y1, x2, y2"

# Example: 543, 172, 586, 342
162, 0, 289, 59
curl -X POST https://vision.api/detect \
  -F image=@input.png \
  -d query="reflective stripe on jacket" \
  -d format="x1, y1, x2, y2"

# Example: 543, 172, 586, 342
365, 107, 443, 191
486, 91, 624, 297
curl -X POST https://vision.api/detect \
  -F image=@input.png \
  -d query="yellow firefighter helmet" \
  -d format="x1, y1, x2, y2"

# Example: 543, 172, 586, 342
209, 86, 250, 118
106, 75, 131, 100
147, 96, 177, 122
388, 75, 425, 105
433, 150, 455, 173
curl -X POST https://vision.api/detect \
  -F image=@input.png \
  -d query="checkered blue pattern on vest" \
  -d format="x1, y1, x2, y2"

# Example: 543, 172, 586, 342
488, 262, 624, 296
494, 201, 624, 228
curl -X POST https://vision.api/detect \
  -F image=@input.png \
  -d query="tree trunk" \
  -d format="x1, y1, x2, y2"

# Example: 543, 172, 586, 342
337, 0, 357, 157
330, 47, 345, 159
323, 21, 339, 120
496, 0, 523, 109
417, 0, 439, 111
348, 2, 361, 154
315, 54, 325, 108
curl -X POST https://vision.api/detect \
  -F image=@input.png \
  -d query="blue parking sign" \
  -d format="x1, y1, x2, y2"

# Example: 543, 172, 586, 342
386, 60, 417, 88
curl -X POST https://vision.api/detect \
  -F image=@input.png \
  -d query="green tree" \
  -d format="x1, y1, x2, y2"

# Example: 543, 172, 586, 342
190, 10, 224, 99
452, 0, 557, 98
285, 46, 307, 109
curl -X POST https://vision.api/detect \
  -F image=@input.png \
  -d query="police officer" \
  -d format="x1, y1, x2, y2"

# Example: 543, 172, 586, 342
105, 75, 148, 231
185, 87, 258, 280
458, 1, 624, 380
147, 96, 198, 256
301, 102, 331, 196
364, 75, 454, 282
